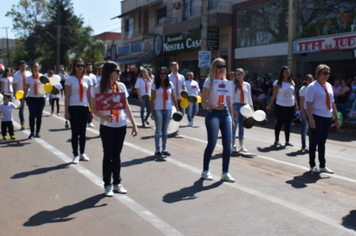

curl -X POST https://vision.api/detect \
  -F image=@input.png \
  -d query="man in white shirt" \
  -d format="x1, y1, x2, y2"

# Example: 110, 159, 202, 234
13, 60, 32, 130
168, 61, 186, 136
86, 63, 97, 128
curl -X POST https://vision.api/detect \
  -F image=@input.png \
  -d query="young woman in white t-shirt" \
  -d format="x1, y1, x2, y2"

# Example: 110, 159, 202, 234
21, 62, 45, 139
65, 58, 93, 164
134, 68, 152, 127
150, 67, 179, 157
91, 61, 138, 197
267, 66, 299, 146
1, 68, 14, 100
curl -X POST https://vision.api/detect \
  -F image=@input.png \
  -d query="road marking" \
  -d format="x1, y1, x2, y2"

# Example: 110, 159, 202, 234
40, 109, 356, 233
13, 121, 184, 236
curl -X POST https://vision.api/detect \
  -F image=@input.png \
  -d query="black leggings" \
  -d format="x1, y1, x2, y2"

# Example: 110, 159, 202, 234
274, 104, 295, 143
1, 121, 14, 137
69, 106, 89, 156
51, 98, 59, 114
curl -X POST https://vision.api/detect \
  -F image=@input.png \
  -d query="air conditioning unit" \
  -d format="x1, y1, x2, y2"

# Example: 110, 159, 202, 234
173, 2, 181, 9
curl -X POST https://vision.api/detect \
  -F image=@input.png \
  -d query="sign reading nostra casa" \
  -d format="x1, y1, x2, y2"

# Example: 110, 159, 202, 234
163, 29, 201, 54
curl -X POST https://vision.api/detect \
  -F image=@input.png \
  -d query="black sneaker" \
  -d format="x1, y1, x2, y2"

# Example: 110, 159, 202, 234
154, 151, 162, 157
28, 133, 34, 139
161, 151, 171, 156
65, 121, 69, 129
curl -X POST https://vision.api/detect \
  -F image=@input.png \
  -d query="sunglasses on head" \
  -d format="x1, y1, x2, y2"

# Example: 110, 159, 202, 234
322, 72, 330, 75
76, 64, 85, 68
217, 64, 226, 69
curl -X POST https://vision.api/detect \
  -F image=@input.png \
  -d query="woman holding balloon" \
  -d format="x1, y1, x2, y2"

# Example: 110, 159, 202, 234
231, 68, 254, 153
185, 72, 201, 126
21, 62, 45, 139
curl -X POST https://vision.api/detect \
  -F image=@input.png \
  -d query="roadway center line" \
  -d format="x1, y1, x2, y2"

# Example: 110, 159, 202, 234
13, 121, 184, 236
39, 110, 356, 233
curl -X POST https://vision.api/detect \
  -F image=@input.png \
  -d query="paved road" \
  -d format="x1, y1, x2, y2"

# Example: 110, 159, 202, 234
1, 98, 356, 236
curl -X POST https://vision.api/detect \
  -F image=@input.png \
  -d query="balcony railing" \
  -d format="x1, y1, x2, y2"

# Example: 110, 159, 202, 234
123, 27, 154, 40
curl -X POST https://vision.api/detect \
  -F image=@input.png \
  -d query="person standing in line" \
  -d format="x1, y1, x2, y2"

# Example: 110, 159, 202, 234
1, 68, 14, 101
231, 68, 253, 153
168, 61, 186, 136
134, 68, 152, 127
13, 60, 32, 130
86, 63, 97, 128
185, 72, 201, 126
65, 59, 93, 164
91, 61, 138, 197
267, 66, 299, 146
150, 67, 179, 158
21, 62, 46, 139
228, 71, 235, 81
50, 81, 63, 116
59, 66, 68, 96
306, 64, 339, 174
299, 74, 314, 151
335, 78, 350, 123
201, 58, 235, 182
0, 93, 18, 140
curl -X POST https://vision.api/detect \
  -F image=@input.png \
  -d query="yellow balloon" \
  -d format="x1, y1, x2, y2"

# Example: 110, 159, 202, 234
16, 90, 24, 99
180, 98, 189, 109
44, 83, 53, 93
197, 95, 201, 103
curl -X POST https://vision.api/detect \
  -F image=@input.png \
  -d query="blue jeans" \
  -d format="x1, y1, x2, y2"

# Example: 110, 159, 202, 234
309, 114, 331, 168
140, 95, 151, 124
301, 109, 309, 148
186, 101, 198, 122
26, 97, 45, 134
177, 99, 185, 116
19, 98, 25, 123
154, 109, 172, 152
203, 107, 232, 173
336, 102, 348, 123
232, 103, 246, 143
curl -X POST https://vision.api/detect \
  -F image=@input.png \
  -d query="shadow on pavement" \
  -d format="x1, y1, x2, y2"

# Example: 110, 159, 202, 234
342, 210, 356, 231
285, 172, 329, 188
0, 138, 31, 148
23, 194, 106, 226
121, 155, 166, 167
48, 128, 69, 132
286, 149, 308, 157
162, 179, 223, 203
11, 163, 71, 179
257, 144, 285, 153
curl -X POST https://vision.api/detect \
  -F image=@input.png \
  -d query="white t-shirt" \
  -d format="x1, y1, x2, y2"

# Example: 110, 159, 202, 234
305, 80, 334, 118
26, 74, 46, 98
51, 83, 63, 99
65, 75, 93, 106
152, 82, 174, 110
0, 102, 17, 122
13, 70, 32, 91
168, 72, 185, 99
0, 77, 14, 93
96, 75, 102, 84
203, 78, 228, 109
275, 81, 295, 107
232, 82, 253, 105
185, 80, 200, 96
135, 77, 152, 96
94, 82, 129, 128
88, 73, 97, 95
59, 72, 68, 82
299, 85, 307, 110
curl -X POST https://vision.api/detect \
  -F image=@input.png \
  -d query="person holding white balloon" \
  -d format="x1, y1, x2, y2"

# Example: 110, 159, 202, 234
267, 66, 299, 146
21, 62, 45, 139
150, 67, 179, 158
231, 68, 254, 153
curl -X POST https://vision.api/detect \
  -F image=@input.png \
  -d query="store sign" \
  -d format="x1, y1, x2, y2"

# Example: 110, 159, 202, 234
208, 28, 219, 50
293, 33, 356, 54
163, 29, 201, 54
116, 38, 155, 64
110, 45, 117, 61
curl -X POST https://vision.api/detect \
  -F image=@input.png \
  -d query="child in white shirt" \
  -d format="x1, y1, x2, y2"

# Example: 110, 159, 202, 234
0, 93, 19, 140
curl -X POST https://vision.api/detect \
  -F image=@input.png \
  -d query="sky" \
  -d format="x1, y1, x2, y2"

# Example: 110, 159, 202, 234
0, 0, 122, 40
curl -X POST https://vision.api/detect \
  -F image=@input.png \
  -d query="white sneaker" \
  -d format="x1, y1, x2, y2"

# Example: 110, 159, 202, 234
88, 122, 95, 128
113, 184, 127, 194
231, 145, 237, 153
320, 167, 333, 174
72, 156, 79, 164
201, 170, 213, 180
239, 146, 248, 153
310, 166, 319, 173
104, 186, 114, 197
80, 153, 90, 161
221, 172, 235, 182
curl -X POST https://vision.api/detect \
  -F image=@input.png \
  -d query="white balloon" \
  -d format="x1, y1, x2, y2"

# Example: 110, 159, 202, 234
252, 110, 266, 122
0, 94, 3, 103
50, 74, 61, 85
38, 83, 46, 95
240, 105, 253, 117
171, 106, 177, 118
168, 120, 180, 133
13, 99, 21, 107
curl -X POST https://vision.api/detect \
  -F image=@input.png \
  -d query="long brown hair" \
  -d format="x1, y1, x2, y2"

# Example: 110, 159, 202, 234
100, 61, 123, 93
70, 58, 86, 77
277, 66, 294, 87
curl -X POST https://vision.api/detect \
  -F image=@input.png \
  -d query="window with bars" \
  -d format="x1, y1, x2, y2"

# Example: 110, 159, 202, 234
157, 7, 167, 24
183, 0, 194, 20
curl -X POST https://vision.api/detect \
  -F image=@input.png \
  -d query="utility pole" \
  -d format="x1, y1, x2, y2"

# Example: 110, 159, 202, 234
56, 0, 61, 74
288, 0, 296, 76
0, 27, 11, 67
200, 0, 208, 80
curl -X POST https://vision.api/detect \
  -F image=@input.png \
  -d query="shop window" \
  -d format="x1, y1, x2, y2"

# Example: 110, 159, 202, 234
157, 7, 167, 24
236, 0, 289, 48
183, 0, 194, 20
125, 18, 134, 39
296, 0, 356, 38
208, 0, 220, 10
